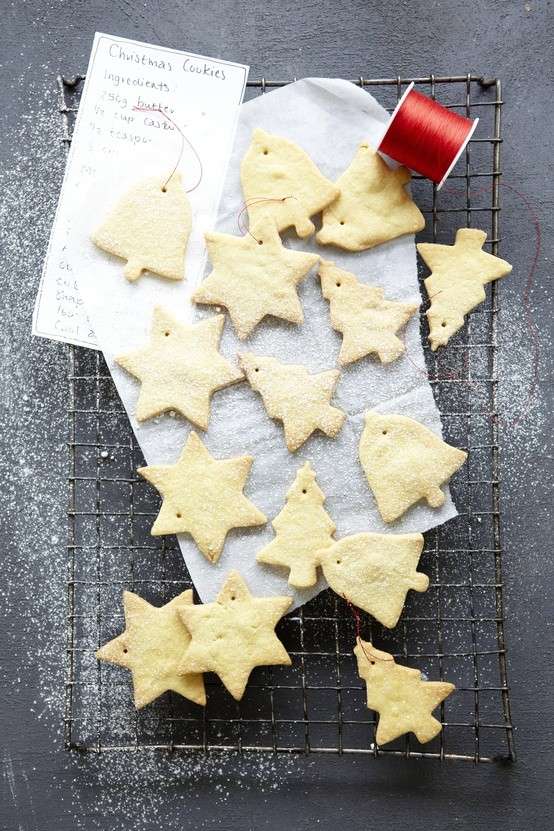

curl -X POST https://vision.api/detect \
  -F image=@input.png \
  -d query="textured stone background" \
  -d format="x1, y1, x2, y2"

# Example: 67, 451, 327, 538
1, 2, 552, 829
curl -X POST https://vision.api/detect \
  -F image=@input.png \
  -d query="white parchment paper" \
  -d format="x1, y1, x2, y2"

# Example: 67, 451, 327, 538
73, 78, 458, 608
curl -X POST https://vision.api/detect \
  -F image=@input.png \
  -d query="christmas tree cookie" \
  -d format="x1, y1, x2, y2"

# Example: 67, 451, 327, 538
96, 590, 205, 708
193, 219, 319, 339
359, 411, 467, 523
318, 260, 419, 365
417, 228, 512, 350
116, 308, 243, 428
316, 142, 425, 251
354, 640, 455, 745
240, 353, 346, 452
257, 462, 336, 588
240, 128, 339, 238
318, 532, 427, 628
92, 174, 191, 281
178, 571, 292, 701
138, 432, 266, 562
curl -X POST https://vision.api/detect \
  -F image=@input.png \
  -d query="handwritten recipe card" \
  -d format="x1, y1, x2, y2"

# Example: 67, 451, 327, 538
33, 33, 248, 347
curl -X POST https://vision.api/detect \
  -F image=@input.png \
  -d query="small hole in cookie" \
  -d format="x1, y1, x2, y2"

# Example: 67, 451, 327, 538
161, 186, 167, 193
339, 221, 345, 225
164, 331, 170, 337
336, 559, 341, 565
370, 660, 375, 665
263, 149, 269, 155
336, 281, 341, 287
382, 430, 387, 435
123, 648, 128, 654
254, 367, 259, 372
441, 321, 447, 327
302, 488, 307, 494
230, 595, 236, 600
176, 512, 182, 518
258, 239, 263, 245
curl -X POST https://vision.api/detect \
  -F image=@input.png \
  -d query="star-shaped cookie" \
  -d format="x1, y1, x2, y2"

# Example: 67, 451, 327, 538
319, 260, 419, 365
192, 220, 319, 339
240, 352, 346, 452
96, 590, 205, 708
116, 307, 243, 428
178, 571, 292, 700
417, 228, 512, 350
138, 432, 266, 561
354, 640, 455, 745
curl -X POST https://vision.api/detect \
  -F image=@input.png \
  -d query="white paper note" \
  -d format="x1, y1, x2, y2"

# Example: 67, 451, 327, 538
32, 32, 248, 347
72, 78, 459, 609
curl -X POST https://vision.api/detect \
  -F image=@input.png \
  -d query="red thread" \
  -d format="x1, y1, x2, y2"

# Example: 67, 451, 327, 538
379, 85, 476, 187
343, 596, 393, 665
132, 106, 203, 193
236, 196, 297, 243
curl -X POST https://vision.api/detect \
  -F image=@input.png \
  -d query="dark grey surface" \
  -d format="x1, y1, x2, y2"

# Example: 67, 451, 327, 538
1, 1, 552, 829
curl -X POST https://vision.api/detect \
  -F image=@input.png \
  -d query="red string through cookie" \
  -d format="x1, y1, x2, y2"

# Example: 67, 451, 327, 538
378, 83, 478, 189
132, 106, 203, 193
236, 196, 297, 242
343, 596, 393, 666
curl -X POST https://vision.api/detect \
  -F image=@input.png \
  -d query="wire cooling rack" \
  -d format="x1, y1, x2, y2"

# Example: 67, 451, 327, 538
63, 73, 515, 762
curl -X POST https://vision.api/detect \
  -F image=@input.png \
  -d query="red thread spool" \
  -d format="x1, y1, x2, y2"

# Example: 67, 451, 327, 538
378, 82, 478, 190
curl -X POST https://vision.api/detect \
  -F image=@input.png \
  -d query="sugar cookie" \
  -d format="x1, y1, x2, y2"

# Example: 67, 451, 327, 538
318, 260, 418, 365
240, 128, 339, 238
417, 228, 512, 350
193, 219, 319, 339
354, 640, 455, 745
257, 462, 335, 588
178, 571, 292, 701
240, 352, 345, 452
96, 590, 205, 708
318, 532, 427, 628
116, 308, 242, 428
316, 143, 425, 251
359, 411, 467, 523
138, 432, 266, 561
92, 174, 191, 281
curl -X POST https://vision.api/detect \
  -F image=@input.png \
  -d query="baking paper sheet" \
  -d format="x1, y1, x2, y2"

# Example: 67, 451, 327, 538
72, 78, 458, 608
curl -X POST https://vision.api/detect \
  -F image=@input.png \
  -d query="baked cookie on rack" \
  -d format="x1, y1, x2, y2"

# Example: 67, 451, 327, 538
193, 219, 319, 339
359, 411, 467, 523
240, 352, 345, 452
317, 532, 428, 628
354, 640, 455, 746
138, 432, 266, 562
318, 260, 418, 365
316, 142, 425, 251
257, 462, 336, 588
96, 590, 205, 708
178, 571, 292, 701
241, 128, 339, 238
417, 228, 512, 350
116, 307, 242, 428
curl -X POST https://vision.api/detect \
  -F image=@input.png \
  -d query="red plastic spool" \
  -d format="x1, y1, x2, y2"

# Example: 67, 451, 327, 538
378, 82, 478, 190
